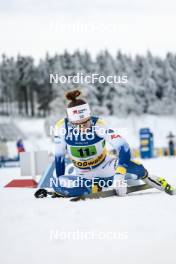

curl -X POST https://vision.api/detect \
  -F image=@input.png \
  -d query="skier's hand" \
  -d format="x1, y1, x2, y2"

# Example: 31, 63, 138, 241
114, 166, 127, 196
115, 165, 127, 175
34, 189, 48, 198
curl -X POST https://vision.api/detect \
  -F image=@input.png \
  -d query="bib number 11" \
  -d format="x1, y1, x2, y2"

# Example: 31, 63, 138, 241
71, 145, 97, 158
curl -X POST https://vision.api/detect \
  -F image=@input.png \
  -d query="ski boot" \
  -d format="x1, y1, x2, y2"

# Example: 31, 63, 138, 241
158, 177, 176, 195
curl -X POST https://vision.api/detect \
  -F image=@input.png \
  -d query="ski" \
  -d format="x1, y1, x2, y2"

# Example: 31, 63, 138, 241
34, 184, 152, 199
70, 184, 153, 202
34, 182, 176, 200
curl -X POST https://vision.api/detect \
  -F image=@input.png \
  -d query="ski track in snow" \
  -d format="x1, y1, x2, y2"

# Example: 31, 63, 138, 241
0, 157, 176, 264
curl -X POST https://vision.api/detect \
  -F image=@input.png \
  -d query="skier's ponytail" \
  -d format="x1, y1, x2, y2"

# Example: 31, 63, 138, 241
65, 90, 86, 108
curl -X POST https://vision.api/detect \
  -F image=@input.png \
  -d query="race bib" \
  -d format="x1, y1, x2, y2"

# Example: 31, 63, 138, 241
70, 145, 97, 158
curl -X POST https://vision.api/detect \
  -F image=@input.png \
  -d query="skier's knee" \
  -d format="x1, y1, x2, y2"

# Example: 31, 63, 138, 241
138, 166, 148, 179
130, 161, 148, 179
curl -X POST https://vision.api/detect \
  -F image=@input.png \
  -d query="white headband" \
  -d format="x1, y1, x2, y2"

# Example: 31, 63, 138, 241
67, 103, 91, 122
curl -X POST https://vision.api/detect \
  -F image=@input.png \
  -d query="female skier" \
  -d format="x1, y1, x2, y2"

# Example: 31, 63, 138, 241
37, 89, 175, 198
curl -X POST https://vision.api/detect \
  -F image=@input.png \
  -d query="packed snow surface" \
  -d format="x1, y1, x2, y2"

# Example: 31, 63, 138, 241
1, 157, 176, 264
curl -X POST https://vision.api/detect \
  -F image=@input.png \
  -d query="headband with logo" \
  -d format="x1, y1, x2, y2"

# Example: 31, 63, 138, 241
67, 103, 91, 122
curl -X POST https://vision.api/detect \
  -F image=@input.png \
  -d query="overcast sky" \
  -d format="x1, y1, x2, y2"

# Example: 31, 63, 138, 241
0, 0, 176, 61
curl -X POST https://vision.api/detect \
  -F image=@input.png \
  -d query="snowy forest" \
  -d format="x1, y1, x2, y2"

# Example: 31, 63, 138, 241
0, 50, 176, 117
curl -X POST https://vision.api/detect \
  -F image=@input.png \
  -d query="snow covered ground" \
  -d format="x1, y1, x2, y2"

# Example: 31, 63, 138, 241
0, 156, 176, 264
1, 115, 176, 264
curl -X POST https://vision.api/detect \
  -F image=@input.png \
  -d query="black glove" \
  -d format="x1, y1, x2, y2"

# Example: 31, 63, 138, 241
34, 189, 48, 198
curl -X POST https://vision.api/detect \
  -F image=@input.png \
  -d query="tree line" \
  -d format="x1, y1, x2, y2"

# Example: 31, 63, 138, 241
0, 50, 176, 117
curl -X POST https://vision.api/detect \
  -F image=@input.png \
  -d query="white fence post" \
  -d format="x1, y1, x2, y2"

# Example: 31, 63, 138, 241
20, 151, 49, 179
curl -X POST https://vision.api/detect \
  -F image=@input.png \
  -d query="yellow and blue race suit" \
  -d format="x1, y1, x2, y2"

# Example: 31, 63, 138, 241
53, 116, 147, 196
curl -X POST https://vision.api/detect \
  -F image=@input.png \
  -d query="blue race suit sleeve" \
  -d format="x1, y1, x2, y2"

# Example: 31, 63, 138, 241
55, 154, 65, 177
105, 129, 131, 166
118, 142, 131, 165
95, 120, 131, 166
54, 119, 66, 177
